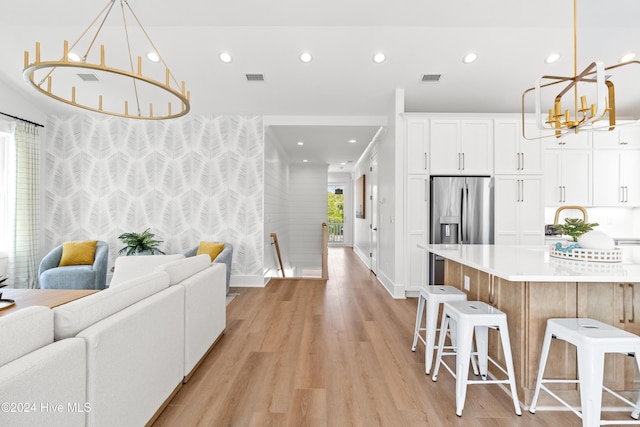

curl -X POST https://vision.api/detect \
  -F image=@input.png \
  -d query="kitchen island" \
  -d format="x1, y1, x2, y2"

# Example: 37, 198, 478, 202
420, 243, 640, 408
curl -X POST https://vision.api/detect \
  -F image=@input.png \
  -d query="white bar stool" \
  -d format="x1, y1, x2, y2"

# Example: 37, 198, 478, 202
529, 318, 640, 427
411, 285, 468, 374
432, 300, 522, 417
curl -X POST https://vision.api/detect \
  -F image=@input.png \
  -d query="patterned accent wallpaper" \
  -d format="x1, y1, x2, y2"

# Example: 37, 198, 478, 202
42, 115, 264, 283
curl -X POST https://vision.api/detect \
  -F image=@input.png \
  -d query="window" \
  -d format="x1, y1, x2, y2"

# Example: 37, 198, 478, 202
0, 128, 15, 253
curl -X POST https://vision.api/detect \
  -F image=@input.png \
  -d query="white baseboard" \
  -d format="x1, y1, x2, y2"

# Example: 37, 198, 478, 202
229, 275, 266, 287
376, 270, 406, 299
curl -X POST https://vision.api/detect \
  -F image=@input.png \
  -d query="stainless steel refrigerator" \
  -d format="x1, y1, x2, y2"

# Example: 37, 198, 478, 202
428, 176, 494, 285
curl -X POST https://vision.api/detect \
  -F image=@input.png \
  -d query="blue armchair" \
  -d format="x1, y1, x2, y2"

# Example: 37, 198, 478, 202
184, 242, 233, 294
39, 241, 109, 290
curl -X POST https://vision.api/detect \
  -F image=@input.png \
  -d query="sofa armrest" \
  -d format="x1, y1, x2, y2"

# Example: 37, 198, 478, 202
38, 245, 63, 276
213, 244, 232, 293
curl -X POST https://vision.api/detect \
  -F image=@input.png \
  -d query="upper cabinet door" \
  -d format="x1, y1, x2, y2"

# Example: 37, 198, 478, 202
430, 119, 492, 175
405, 118, 429, 174
429, 120, 460, 175
460, 120, 493, 175
593, 122, 640, 149
520, 121, 543, 175
494, 120, 520, 175
543, 130, 591, 149
494, 119, 543, 175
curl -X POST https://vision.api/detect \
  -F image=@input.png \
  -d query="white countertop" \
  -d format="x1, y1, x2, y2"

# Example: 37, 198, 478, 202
420, 244, 640, 282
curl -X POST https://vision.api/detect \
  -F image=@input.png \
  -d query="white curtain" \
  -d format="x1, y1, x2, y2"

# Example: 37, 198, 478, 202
8, 122, 40, 288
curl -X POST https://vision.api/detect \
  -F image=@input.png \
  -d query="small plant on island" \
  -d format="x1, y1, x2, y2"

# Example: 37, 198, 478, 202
118, 228, 166, 255
553, 218, 600, 242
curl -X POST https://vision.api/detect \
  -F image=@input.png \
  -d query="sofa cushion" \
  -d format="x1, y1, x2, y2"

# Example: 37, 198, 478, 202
0, 306, 53, 366
155, 254, 211, 286
53, 271, 170, 340
196, 241, 225, 262
59, 240, 98, 266
109, 254, 184, 287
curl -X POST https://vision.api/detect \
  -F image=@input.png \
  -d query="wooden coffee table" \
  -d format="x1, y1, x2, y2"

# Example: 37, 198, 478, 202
0, 288, 99, 318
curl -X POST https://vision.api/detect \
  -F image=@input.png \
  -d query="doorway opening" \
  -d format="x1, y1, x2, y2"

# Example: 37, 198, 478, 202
327, 185, 345, 245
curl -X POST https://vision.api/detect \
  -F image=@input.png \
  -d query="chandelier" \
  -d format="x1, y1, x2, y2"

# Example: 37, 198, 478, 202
521, 0, 638, 139
23, 0, 190, 120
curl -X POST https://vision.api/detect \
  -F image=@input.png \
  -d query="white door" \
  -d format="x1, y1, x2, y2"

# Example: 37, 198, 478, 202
369, 153, 378, 275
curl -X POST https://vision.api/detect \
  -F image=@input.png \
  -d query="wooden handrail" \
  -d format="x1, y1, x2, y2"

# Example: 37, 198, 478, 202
270, 233, 285, 278
322, 222, 328, 280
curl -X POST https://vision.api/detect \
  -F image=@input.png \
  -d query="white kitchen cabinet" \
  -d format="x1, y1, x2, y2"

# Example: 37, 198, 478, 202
542, 130, 591, 150
593, 150, 640, 206
494, 119, 543, 175
405, 118, 429, 174
406, 175, 429, 290
543, 149, 592, 206
494, 176, 544, 245
430, 119, 493, 175
592, 123, 640, 149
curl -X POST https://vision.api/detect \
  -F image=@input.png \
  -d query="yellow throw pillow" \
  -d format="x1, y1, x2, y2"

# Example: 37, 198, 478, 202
59, 240, 98, 266
196, 241, 224, 262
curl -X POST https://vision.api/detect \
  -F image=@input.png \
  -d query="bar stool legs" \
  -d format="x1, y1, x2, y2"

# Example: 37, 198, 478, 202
410, 286, 468, 375
432, 300, 522, 417
530, 318, 640, 427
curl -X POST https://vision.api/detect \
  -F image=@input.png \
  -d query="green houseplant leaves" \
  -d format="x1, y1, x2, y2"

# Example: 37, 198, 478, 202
553, 218, 600, 242
117, 228, 166, 255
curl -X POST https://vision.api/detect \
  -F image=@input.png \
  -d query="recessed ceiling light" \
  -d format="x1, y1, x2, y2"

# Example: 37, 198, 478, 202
219, 52, 232, 63
462, 52, 477, 64
303, 159, 308, 163
67, 52, 81, 62
545, 53, 561, 64
373, 53, 386, 63
297, 141, 304, 146
348, 139, 357, 144
340, 162, 346, 165
146, 51, 160, 63
619, 52, 636, 64
300, 52, 313, 63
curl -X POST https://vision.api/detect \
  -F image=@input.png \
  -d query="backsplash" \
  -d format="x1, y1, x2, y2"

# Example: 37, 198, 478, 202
544, 207, 640, 239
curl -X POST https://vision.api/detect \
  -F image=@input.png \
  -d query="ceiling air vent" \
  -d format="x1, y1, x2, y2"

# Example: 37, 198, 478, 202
421, 74, 441, 83
77, 73, 100, 82
245, 73, 265, 82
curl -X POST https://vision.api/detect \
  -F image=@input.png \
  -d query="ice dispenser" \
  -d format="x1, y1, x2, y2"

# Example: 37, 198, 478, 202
439, 216, 460, 244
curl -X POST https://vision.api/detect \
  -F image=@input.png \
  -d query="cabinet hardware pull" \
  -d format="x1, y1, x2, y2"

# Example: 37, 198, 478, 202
625, 186, 629, 203
621, 140, 628, 145
521, 152, 524, 170
630, 284, 635, 323
559, 186, 563, 203
425, 179, 428, 202
517, 153, 521, 170
621, 283, 626, 323
424, 152, 428, 170
562, 186, 566, 203
458, 153, 461, 170
621, 186, 625, 203
462, 153, 465, 170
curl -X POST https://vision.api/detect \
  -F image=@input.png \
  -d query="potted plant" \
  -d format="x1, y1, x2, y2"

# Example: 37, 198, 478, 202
552, 218, 600, 242
118, 228, 166, 255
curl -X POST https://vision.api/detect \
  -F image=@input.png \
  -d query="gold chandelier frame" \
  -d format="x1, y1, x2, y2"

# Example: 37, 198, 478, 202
521, 0, 639, 139
23, 0, 190, 120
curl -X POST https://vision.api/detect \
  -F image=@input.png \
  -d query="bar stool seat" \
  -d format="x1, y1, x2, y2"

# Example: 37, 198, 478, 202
530, 318, 640, 426
432, 300, 522, 417
411, 285, 467, 374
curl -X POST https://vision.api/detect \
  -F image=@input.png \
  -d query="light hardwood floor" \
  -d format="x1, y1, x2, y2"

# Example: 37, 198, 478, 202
153, 247, 581, 426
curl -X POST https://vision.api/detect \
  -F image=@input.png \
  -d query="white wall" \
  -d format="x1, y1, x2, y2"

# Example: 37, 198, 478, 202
288, 163, 328, 269
43, 114, 265, 286
0, 79, 47, 127
352, 155, 372, 267
264, 130, 291, 277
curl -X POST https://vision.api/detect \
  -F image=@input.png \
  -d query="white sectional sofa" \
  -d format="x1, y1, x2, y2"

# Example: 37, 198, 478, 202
0, 254, 226, 427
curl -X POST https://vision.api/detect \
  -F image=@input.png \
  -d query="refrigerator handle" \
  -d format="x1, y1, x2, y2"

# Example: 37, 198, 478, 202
461, 185, 468, 243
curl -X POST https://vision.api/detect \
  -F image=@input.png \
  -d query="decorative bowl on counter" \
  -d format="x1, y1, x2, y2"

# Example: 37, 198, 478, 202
549, 244, 622, 263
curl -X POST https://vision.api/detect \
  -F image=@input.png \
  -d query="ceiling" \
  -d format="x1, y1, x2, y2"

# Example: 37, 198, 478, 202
2, 0, 640, 172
